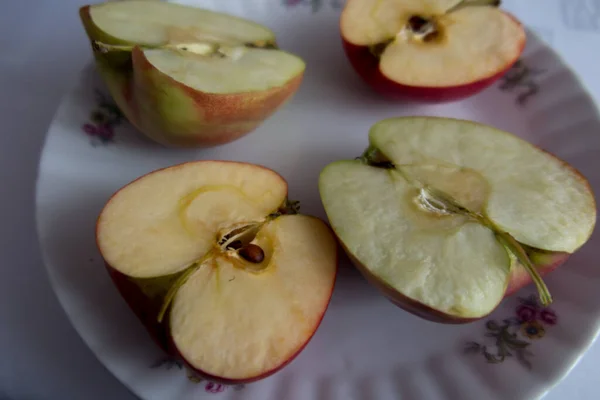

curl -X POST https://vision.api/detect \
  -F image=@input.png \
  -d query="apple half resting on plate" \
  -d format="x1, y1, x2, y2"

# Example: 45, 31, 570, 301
340, 0, 525, 102
80, 1, 305, 147
96, 161, 338, 383
319, 117, 596, 323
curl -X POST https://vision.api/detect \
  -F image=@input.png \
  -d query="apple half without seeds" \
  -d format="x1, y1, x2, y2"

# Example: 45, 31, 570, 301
96, 161, 338, 383
80, 1, 305, 147
319, 117, 596, 323
340, 0, 525, 102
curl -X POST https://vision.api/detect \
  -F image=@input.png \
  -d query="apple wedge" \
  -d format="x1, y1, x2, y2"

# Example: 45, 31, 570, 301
80, 1, 305, 147
340, 0, 525, 102
96, 161, 338, 383
319, 117, 596, 323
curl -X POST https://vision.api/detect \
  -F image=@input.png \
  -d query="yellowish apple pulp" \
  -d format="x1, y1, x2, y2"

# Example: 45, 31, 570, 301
97, 162, 337, 379
340, 0, 526, 87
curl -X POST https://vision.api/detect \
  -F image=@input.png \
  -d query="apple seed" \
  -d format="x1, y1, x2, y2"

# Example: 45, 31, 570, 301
407, 16, 431, 34
238, 244, 265, 264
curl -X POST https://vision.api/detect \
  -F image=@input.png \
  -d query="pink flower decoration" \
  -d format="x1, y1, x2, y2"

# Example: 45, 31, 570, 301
540, 309, 557, 325
516, 304, 537, 322
205, 382, 225, 393
96, 123, 114, 140
83, 123, 98, 136
83, 123, 114, 141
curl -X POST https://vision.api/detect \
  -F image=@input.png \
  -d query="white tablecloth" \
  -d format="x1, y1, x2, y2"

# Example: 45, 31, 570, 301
1, 0, 599, 399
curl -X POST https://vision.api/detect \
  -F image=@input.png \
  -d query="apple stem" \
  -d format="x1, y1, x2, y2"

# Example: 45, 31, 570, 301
483, 221, 553, 306
446, 0, 501, 14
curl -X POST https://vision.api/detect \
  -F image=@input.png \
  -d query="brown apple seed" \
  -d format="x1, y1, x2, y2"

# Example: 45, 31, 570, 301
238, 244, 265, 264
408, 16, 430, 33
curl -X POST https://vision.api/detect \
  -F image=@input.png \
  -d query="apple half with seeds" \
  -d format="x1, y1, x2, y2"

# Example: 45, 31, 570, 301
340, 0, 525, 102
96, 161, 338, 383
80, 1, 305, 147
319, 117, 596, 323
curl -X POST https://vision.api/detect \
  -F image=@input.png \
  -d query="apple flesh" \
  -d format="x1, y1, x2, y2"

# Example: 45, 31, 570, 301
319, 117, 596, 323
96, 161, 338, 383
80, 1, 305, 147
340, 0, 526, 102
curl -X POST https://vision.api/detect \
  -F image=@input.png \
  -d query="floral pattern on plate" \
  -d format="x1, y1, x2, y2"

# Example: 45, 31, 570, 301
82, 90, 124, 146
465, 294, 558, 369
498, 60, 547, 106
151, 357, 246, 394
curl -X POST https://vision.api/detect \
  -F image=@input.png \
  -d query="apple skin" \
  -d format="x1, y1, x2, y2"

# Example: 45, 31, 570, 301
506, 251, 570, 297
96, 161, 339, 384
340, 13, 526, 103
339, 240, 568, 324
79, 6, 304, 148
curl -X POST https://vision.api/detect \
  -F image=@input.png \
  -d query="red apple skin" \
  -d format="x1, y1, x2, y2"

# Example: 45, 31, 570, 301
505, 251, 570, 297
340, 13, 526, 103
79, 6, 304, 148
96, 162, 339, 384
105, 266, 173, 354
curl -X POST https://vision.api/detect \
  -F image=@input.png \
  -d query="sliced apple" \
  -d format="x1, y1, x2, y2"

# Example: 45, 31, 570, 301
97, 161, 338, 383
80, 1, 305, 147
340, 0, 525, 102
319, 117, 596, 322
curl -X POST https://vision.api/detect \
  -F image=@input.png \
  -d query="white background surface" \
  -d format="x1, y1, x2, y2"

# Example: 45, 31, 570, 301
1, 0, 599, 399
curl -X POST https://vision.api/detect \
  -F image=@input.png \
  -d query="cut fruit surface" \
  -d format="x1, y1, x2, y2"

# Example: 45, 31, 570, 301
340, 0, 525, 87
89, 0, 305, 94
97, 161, 286, 278
319, 117, 596, 320
171, 215, 337, 379
320, 161, 510, 318
89, 0, 274, 46
143, 47, 305, 94
80, 1, 305, 147
369, 117, 596, 252
97, 161, 338, 382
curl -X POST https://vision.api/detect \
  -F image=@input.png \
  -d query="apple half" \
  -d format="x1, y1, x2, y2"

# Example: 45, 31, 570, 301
96, 161, 338, 383
340, 0, 526, 102
80, 1, 305, 147
319, 117, 596, 323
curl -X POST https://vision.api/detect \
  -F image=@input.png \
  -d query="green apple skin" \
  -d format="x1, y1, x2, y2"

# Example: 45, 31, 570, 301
79, 6, 304, 148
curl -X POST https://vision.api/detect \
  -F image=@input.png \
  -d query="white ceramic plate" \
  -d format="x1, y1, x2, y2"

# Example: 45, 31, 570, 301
36, 0, 600, 399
